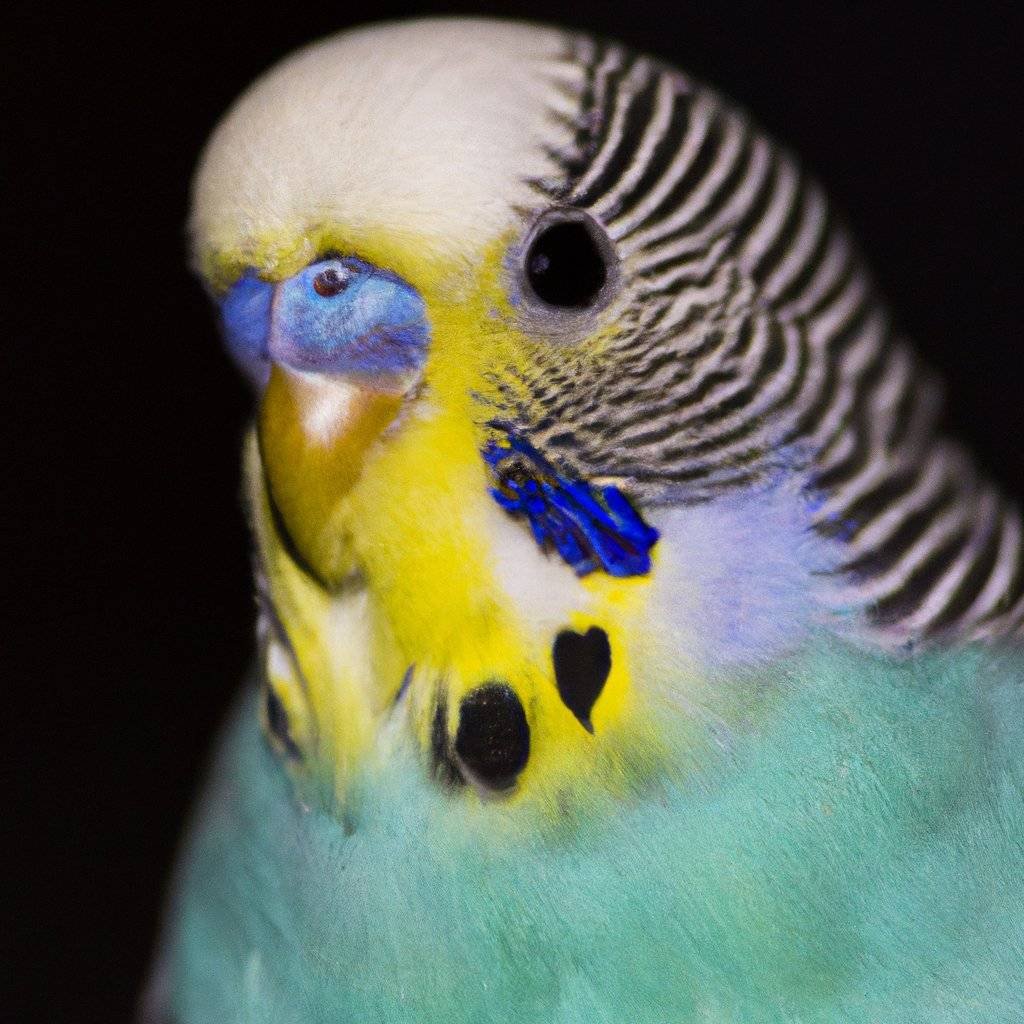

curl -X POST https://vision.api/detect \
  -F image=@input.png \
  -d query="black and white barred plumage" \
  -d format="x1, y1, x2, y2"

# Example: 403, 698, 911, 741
513, 35, 1023, 647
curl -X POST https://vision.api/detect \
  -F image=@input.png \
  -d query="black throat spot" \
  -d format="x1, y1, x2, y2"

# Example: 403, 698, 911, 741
454, 683, 530, 791
552, 627, 612, 733
430, 695, 465, 789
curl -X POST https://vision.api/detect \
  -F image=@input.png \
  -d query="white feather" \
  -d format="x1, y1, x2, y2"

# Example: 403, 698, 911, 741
191, 18, 576, 267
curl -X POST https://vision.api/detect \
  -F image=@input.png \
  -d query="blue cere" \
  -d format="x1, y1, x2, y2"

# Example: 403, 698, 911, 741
483, 429, 659, 578
272, 257, 429, 377
220, 270, 274, 387
218, 257, 430, 387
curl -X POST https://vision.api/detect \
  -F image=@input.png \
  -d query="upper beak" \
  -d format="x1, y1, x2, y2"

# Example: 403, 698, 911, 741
258, 366, 405, 583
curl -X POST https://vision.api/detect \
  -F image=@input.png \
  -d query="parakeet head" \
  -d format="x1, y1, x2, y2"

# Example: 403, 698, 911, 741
192, 18, 1020, 809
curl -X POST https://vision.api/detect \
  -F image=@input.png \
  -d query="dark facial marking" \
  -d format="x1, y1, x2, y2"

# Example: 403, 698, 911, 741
430, 695, 464, 788
482, 429, 660, 578
393, 665, 414, 706
454, 683, 530, 791
552, 627, 612, 733
265, 685, 302, 760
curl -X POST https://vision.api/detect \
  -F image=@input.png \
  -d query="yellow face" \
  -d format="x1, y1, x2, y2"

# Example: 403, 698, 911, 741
231, 227, 692, 813
193, 20, 718, 813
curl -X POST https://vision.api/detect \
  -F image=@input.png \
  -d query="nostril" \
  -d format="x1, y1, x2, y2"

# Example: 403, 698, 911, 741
312, 265, 351, 297
455, 683, 530, 791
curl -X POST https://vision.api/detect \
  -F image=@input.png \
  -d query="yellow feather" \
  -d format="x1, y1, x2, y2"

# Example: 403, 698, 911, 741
244, 232, 686, 810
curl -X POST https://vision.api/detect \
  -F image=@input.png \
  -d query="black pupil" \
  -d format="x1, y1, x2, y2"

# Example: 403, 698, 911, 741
526, 220, 607, 308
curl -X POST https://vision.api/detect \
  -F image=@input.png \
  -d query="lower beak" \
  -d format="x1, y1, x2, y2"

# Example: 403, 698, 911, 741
258, 364, 405, 584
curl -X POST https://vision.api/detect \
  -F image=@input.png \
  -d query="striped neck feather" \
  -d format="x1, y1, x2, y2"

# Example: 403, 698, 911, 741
511, 33, 1023, 650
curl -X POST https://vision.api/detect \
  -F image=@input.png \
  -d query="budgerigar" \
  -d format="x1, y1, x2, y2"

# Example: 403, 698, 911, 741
142, 18, 1024, 1023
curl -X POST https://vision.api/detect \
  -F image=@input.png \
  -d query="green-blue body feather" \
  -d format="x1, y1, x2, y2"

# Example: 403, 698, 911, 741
156, 635, 1024, 1022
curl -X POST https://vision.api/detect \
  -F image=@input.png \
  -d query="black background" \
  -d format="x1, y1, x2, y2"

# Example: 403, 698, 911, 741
6, 2, 1023, 1018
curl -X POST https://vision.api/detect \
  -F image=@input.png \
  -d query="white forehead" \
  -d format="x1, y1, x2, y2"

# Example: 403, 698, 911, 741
191, 18, 579, 270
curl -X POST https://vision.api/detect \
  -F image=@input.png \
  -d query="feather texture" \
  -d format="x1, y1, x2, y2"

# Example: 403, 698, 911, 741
146, 18, 1024, 1020
153, 635, 1024, 1022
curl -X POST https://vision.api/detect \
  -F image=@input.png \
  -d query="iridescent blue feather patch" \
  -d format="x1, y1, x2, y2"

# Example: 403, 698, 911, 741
483, 430, 659, 578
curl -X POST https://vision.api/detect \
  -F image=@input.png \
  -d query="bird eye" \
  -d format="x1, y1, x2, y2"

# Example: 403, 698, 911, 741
522, 210, 615, 310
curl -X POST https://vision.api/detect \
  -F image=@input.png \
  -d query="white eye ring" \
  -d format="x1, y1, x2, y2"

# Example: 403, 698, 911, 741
507, 207, 620, 341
